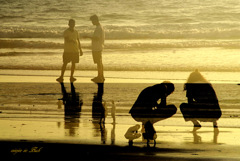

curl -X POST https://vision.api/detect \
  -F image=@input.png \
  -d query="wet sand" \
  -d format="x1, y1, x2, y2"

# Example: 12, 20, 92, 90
0, 70, 240, 160
0, 114, 240, 160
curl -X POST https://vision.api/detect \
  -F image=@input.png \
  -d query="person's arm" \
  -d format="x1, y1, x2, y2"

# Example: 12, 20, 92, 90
92, 32, 100, 41
64, 36, 76, 43
186, 88, 194, 103
83, 34, 100, 40
77, 38, 83, 56
88, 27, 101, 40
157, 86, 167, 107
83, 26, 102, 41
82, 35, 92, 39
159, 96, 166, 107
188, 97, 194, 103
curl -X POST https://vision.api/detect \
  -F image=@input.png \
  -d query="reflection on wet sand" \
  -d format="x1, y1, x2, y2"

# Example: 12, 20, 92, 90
59, 82, 83, 136
192, 127, 219, 144
57, 82, 117, 144
0, 80, 239, 160
55, 80, 222, 147
92, 83, 106, 124
92, 83, 108, 144
111, 123, 115, 145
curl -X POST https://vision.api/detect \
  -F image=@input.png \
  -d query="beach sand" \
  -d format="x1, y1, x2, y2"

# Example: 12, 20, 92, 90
0, 69, 240, 160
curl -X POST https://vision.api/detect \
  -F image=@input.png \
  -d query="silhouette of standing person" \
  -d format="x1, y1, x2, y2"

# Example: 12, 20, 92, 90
85, 15, 105, 83
57, 19, 83, 83
180, 69, 222, 131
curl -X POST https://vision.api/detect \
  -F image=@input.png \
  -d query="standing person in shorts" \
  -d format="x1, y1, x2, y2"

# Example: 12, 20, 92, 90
57, 19, 83, 82
85, 15, 105, 83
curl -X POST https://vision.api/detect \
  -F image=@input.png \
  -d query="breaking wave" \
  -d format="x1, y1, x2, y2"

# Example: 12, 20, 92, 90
2, 39, 240, 50
1, 23, 240, 40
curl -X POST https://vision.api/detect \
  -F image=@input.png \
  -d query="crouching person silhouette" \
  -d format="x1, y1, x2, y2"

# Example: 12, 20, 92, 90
180, 69, 222, 132
129, 81, 177, 147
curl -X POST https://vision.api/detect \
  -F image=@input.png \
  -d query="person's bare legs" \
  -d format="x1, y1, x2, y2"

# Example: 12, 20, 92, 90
92, 60, 104, 83
97, 61, 104, 79
70, 62, 76, 82
213, 121, 218, 128
192, 120, 201, 132
57, 62, 67, 82
192, 120, 201, 127
213, 123, 219, 143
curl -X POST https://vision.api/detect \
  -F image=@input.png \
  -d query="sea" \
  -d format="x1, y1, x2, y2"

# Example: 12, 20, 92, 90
0, 0, 240, 73
0, 0, 240, 124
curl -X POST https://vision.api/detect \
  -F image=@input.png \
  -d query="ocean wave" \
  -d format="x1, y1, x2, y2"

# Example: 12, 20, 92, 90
0, 15, 25, 19
2, 39, 240, 49
106, 40, 240, 49
44, 8, 71, 13
0, 62, 239, 72
0, 51, 60, 57
0, 40, 62, 49
0, 28, 61, 38
2, 24, 240, 40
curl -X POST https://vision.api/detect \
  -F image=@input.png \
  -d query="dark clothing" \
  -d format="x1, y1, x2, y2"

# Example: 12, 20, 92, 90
129, 84, 177, 123
143, 121, 156, 140
130, 84, 167, 114
180, 83, 222, 122
186, 83, 219, 104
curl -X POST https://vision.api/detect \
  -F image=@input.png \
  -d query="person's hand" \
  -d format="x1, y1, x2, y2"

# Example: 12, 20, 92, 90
80, 50, 83, 56
82, 35, 90, 38
82, 35, 92, 39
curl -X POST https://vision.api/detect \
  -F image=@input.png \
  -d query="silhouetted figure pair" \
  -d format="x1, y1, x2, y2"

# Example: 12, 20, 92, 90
180, 70, 222, 131
128, 71, 222, 146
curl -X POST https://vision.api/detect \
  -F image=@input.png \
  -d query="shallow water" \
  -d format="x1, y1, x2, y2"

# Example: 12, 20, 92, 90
0, 82, 239, 117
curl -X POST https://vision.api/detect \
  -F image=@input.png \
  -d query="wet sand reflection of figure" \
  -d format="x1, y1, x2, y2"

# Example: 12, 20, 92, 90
111, 101, 116, 145
192, 127, 219, 144
92, 83, 107, 124
59, 83, 83, 136
111, 101, 116, 124
92, 83, 108, 144
180, 69, 222, 132
128, 81, 177, 147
